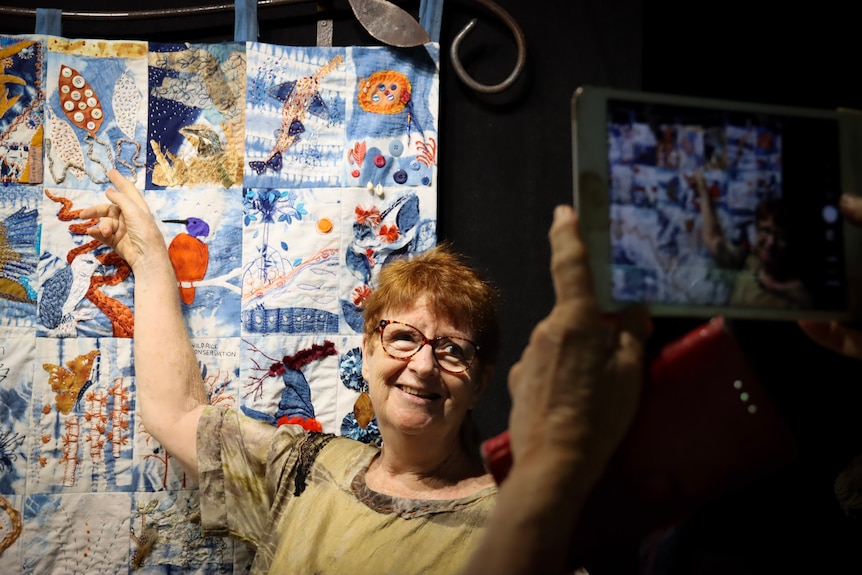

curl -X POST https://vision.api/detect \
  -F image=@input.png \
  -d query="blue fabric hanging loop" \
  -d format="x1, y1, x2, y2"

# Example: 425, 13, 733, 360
235, 0, 260, 43
35, 7, 63, 36
419, 0, 444, 43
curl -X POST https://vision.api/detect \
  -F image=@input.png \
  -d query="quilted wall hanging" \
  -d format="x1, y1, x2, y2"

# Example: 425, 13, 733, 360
0, 23, 440, 573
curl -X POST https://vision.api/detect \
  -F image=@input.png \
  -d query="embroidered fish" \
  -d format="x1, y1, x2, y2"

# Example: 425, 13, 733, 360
112, 71, 140, 140
249, 55, 343, 175
58, 65, 104, 137
249, 150, 282, 175
46, 108, 86, 181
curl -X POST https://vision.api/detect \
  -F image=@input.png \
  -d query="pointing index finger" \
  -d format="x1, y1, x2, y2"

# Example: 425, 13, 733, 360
106, 169, 150, 212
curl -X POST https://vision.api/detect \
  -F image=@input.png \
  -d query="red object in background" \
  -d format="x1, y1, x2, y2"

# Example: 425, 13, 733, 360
481, 316, 798, 563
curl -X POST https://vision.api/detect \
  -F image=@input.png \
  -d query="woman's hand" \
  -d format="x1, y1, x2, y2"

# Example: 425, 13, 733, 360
506, 205, 649, 486
462, 206, 649, 575
798, 194, 862, 360
685, 167, 709, 197
79, 170, 167, 272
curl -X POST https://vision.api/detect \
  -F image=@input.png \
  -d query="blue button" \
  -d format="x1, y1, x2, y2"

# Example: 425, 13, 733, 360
388, 141, 404, 156
393, 170, 408, 184
409, 160, 420, 171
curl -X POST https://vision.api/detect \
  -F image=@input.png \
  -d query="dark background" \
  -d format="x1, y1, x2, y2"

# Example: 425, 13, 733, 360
4, 0, 860, 571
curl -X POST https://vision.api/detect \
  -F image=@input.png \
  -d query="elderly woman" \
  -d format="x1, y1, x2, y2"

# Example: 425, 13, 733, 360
82, 171, 500, 574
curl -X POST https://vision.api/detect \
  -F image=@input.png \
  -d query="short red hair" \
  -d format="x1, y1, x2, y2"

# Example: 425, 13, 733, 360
362, 244, 500, 365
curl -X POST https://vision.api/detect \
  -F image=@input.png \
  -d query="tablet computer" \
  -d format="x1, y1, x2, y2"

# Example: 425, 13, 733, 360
572, 85, 862, 321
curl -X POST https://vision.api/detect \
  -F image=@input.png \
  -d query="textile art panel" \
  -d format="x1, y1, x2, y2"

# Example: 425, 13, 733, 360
0, 32, 439, 574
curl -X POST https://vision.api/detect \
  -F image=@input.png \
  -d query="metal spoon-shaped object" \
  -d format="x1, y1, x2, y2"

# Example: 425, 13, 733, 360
346, 0, 430, 47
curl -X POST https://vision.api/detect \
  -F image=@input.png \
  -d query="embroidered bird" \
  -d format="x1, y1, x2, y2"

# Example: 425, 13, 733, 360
38, 253, 100, 336
248, 55, 343, 175
242, 341, 337, 432
162, 217, 210, 305
179, 124, 224, 158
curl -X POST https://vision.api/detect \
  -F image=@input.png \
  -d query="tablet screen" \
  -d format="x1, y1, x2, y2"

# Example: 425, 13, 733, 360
604, 98, 846, 313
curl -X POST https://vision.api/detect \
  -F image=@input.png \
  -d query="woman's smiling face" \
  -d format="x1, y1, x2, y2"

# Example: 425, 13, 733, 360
361, 297, 488, 442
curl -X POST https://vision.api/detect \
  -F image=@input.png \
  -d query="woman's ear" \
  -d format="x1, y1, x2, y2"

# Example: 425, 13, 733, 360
361, 334, 370, 380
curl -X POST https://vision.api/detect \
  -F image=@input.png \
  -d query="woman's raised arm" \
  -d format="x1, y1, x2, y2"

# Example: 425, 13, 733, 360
81, 170, 207, 479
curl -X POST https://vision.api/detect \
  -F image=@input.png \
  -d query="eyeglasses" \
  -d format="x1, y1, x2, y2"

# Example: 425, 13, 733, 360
378, 319, 480, 374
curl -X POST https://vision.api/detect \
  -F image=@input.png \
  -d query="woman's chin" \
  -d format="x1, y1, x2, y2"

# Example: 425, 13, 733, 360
382, 407, 443, 438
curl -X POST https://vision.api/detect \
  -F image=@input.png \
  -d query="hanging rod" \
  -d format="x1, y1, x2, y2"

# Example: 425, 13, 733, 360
0, 0, 526, 94
0, 0, 326, 20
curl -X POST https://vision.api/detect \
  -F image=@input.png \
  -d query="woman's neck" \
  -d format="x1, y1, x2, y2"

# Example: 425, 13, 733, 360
365, 435, 492, 500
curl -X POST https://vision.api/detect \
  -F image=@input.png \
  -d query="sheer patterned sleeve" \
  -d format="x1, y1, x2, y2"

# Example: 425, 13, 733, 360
197, 406, 305, 546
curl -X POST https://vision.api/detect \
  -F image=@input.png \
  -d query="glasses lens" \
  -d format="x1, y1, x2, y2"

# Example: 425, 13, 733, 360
433, 337, 477, 373
381, 321, 478, 373
382, 323, 423, 357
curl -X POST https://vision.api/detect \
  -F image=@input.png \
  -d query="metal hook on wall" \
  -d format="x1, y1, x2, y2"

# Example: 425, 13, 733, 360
450, 0, 526, 94
0, 0, 527, 93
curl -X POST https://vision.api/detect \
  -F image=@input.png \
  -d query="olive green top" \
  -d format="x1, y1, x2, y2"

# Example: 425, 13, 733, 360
197, 406, 497, 575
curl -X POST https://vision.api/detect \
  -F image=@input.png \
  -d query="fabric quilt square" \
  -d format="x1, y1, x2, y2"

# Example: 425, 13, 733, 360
727, 169, 769, 211
38, 187, 135, 338
147, 42, 247, 190
726, 124, 759, 171
132, 419, 195, 495
334, 334, 381, 446
0, 185, 40, 326
244, 44, 348, 189
130, 490, 236, 572
238, 334, 341, 433
146, 188, 243, 338
339, 187, 437, 333
29, 336, 135, 493
241, 187, 341, 335
21, 492, 132, 573
43, 38, 148, 191
191, 336, 242, 411
0, 35, 45, 185
134, 336, 240, 493
0, 327, 36, 494
344, 46, 439, 191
